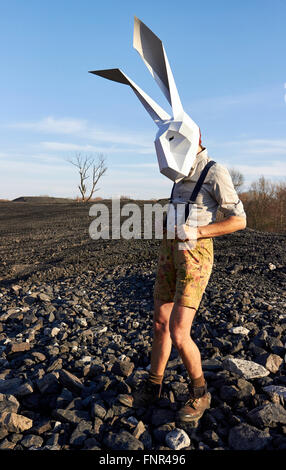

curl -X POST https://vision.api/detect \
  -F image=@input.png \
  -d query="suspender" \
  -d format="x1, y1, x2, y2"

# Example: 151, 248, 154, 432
184, 160, 216, 222
167, 160, 216, 225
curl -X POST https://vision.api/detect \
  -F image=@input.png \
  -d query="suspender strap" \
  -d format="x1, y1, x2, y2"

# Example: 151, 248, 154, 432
184, 160, 216, 222
164, 160, 216, 228
169, 182, 176, 201
189, 160, 216, 202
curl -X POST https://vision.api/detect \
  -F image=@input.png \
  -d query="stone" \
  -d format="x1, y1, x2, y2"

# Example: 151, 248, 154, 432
0, 439, 16, 450
37, 372, 60, 394
257, 353, 283, 373
266, 336, 285, 355
83, 437, 101, 450
248, 403, 286, 428
52, 408, 90, 425
0, 412, 33, 433
165, 428, 191, 450
92, 403, 106, 420
47, 358, 63, 372
38, 293, 51, 302
31, 352, 46, 362
0, 394, 20, 413
6, 342, 31, 355
93, 417, 104, 434
202, 359, 223, 371
70, 420, 93, 447
222, 358, 269, 379
21, 434, 44, 448
51, 327, 61, 337
230, 326, 250, 335
153, 424, 175, 444
133, 420, 145, 439
228, 423, 271, 450
111, 360, 134, 378
0, 427, 9, 440
219, 385, 239, 402
170, 382, 189, 402
0, 378, 23, 395
58, 369, 83, 394
103, 430, 144, 450
151, 409, 176, 427
30, 418, 52, 435
263, 385, 286, 400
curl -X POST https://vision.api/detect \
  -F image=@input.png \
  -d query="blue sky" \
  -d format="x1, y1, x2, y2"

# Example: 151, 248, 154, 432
0, 0, 285, 200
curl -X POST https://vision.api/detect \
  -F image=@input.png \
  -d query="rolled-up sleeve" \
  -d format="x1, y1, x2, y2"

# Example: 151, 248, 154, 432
210, 163, 247, 218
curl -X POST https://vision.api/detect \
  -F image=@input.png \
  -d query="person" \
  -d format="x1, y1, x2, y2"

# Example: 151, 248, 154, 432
119, 134, 247, 423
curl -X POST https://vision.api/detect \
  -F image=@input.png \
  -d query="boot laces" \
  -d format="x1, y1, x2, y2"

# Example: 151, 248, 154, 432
185, 397, 200, 409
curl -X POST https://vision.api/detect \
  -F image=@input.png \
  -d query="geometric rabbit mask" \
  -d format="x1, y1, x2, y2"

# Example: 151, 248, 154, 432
89, 17, 200, 183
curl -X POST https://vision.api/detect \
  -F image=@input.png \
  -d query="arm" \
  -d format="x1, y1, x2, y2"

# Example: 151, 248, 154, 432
197, 215, 246, 239
178, 163, 247, 241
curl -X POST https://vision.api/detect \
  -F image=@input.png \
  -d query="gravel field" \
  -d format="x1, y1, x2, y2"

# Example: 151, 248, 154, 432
0, 200, 286, 451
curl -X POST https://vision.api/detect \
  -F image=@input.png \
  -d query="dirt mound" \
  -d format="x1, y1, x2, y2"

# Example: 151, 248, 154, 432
12, 196, 74, 204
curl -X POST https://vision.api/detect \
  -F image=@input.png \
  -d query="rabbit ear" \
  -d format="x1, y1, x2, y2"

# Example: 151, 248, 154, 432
133, 17, 183, 118
89, 68, 171, 127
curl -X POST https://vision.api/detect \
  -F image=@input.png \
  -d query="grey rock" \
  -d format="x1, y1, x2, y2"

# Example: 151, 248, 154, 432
133, 420, 145, 439
0, 378, 23, 395
37, 372, 60, 394
219, 385, 239, 402
248, 403, 286, 428
228, 423, 271, 450
202, 359, 223, 371
263, 385, 286, 399
58, 369, 83, 394
6, 342, 31, 355
230, 326, 250, 335
0, 438, 16, 450
0, 427, 9, 440
70, 420, 93, 447
153, 423, 175, 444
111, 360, 135, 378
222, 358, 269, 379
21, 434, 44, 449
165, 428, 191, 450
38, 293, 52, 302
83, 437, 101, 450
91, 403, 106, 420
52, 408, 90, 425
0, 393, 20, 413
103, 430, 144, 450
170, 382, 189, 402
0, 412, 33, 433
151, 408, 175, 427
139, 430, 153, 450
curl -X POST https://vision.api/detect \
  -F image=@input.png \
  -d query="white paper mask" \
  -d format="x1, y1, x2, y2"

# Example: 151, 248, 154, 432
89, 17, 200, 183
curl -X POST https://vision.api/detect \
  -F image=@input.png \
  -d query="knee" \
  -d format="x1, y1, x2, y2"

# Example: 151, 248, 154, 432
170, 328, 190, 350
153, 320, 170, 339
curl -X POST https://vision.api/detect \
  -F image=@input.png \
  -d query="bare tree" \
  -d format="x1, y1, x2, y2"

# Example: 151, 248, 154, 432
228, 167, 245, 192
68, 153, 107, 202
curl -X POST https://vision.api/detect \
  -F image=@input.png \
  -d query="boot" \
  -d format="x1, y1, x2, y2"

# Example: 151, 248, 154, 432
118, 379, 162, 408
177, 382, 211, 423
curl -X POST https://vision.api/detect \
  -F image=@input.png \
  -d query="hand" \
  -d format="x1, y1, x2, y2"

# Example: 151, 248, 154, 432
176, 224, 198, 241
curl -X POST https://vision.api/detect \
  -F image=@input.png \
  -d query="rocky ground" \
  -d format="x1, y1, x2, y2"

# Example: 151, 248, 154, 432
0, 200, 286, 451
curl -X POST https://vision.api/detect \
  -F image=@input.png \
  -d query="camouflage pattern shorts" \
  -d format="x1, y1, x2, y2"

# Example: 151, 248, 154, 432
154, 236, 214, 310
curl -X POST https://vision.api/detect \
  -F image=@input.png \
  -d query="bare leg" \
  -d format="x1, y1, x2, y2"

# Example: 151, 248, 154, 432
150, 299, 173, 376
169, 302, 202, 379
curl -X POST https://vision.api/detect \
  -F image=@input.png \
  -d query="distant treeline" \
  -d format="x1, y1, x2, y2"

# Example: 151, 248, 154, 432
233, 176, 285, 234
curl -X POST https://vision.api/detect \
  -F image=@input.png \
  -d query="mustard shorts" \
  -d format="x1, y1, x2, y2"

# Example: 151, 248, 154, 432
153, 236, 214, 310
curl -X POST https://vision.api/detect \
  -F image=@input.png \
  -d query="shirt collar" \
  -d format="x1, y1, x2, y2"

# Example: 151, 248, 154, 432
189, 147, 208, 174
